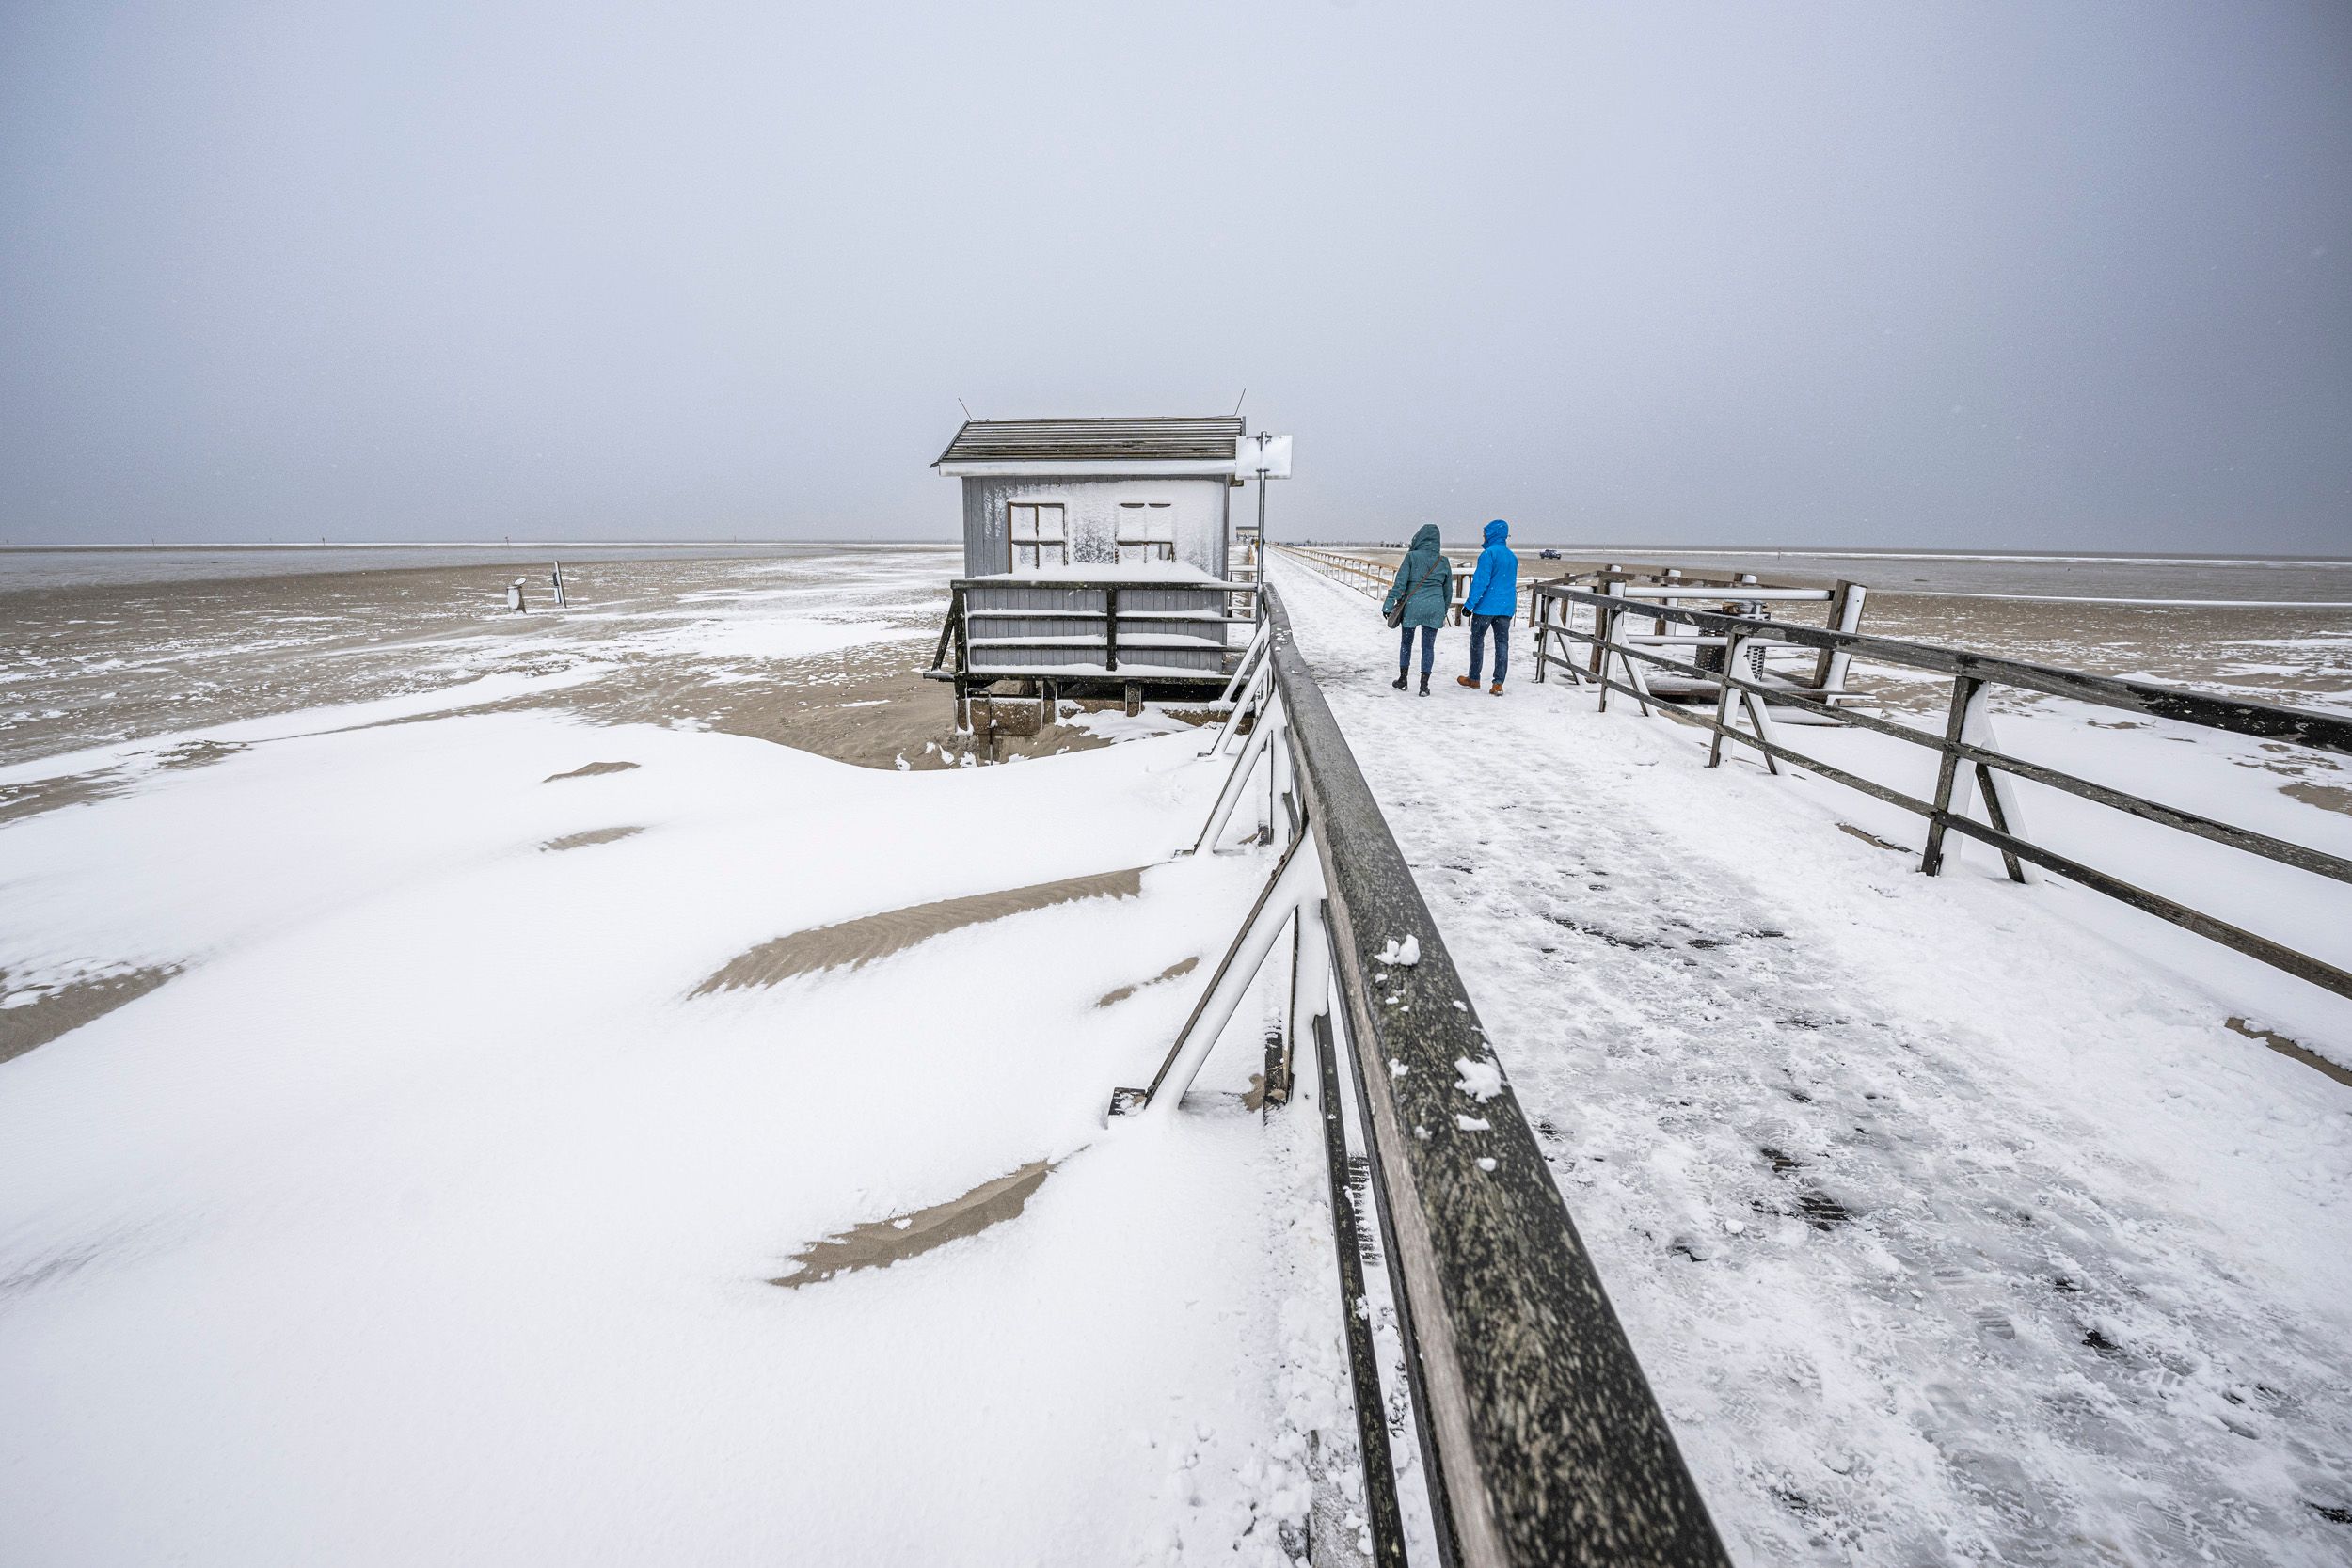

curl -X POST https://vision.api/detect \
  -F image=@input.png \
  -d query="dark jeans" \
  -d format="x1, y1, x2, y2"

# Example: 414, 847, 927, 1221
1397, 624, 1437, 673
1470, 613, 1512, 683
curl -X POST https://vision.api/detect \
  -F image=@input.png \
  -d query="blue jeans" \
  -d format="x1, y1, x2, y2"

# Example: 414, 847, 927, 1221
1397, 624, 1436, 673
1469, 613, 1511, 683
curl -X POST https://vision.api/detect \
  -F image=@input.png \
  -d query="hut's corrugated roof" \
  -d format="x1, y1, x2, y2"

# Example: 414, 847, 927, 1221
934, 416, 1245, 466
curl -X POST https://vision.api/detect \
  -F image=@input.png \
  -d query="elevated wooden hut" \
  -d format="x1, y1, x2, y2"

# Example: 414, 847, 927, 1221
925, 416, 1261, 727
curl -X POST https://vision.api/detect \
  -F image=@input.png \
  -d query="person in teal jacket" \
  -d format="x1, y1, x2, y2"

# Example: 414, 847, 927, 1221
1382, 523, 1453, 696
1456, 518, 1518, 695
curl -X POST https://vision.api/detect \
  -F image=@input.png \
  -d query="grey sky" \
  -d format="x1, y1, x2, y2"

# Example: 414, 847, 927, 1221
3, 1, 2346, 551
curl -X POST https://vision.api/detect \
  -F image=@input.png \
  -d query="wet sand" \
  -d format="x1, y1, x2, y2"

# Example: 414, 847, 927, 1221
0, 546, 1117, 824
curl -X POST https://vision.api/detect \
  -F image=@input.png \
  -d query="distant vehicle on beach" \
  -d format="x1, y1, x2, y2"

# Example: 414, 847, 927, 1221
1539, 548, 1562, 560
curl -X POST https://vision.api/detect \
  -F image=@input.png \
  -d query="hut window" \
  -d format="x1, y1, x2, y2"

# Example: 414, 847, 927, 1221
1116, 502, 1176, 565
1008, 502, 1066, 570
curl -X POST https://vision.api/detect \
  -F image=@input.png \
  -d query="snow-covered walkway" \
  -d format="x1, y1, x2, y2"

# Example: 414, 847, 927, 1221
1272, 556, 2352, 1565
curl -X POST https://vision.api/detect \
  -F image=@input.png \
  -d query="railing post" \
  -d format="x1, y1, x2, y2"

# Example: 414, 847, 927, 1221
1924, 675, 2033, 881
1813, 580, 1867, 697
1921, 674, 1979, 876
1594, 585, 1617, 711
1707, 636, 1746, 768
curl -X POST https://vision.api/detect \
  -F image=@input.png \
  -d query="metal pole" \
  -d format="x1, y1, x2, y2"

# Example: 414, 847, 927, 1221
1254, 467, 1269, 621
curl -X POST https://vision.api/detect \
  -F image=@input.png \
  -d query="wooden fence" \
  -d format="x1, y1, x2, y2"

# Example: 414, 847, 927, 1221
1530, 580, 2352, 1003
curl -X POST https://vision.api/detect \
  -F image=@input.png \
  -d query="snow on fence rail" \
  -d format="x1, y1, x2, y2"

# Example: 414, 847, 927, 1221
1120, 583, 1730, 1567
1530, 580, 2352, 1005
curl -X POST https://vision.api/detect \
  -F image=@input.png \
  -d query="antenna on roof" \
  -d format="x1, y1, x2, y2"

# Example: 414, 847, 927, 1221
1232, 388, 1248, 416
956, 397, 976, 422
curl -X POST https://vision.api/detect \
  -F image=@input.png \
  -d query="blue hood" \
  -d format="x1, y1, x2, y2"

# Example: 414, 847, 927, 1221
1462, 518, 1518, 616
1409, 523, 1442, 551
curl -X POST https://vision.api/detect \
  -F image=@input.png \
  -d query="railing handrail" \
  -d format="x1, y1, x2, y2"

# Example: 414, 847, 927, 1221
1534, 581, 2352, 755
1285, 545, 1486, 622
1264, 583, 1730, 1568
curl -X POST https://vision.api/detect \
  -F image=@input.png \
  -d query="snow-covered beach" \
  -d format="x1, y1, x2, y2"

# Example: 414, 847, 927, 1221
0, 547, 1347, 1563
3, 544, 2349, 1563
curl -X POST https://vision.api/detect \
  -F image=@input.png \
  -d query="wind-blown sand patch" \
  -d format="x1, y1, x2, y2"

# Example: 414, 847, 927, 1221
770, 1162, 1052, 1288
543, 760, 639, 782
2283, 779, 2352, 815
692, 868, 1146, 996
2226, 1015, 2352, 1088
1095, 955, 1201, 1008
541, 826, 644, 852
153, 739, 248, 771
0, 965, 182, 1065
0, 768, 128, 825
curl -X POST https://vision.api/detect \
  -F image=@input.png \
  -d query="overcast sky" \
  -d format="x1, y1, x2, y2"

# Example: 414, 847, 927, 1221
3, 1, 2346, 551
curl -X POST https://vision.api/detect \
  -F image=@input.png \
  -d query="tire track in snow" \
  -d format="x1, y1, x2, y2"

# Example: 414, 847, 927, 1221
1273, 558, 2352, 1566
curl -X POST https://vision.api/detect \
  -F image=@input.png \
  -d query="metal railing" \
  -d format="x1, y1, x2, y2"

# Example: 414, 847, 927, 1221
1120, 584, 1730, 1568
1532, 580, 2352, 1003
1287, 546, 1476, 624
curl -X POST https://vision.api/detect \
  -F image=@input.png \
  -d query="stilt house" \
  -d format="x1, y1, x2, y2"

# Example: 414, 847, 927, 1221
926, 416, 1261, 722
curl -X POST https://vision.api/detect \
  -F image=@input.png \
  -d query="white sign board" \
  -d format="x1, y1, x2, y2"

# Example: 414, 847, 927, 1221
1235, 433, 1293, 479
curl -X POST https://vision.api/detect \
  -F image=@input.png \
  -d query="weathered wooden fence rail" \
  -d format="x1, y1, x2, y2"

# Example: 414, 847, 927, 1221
1132, 581, 1730, 1567
1530, 580, 2352, 1003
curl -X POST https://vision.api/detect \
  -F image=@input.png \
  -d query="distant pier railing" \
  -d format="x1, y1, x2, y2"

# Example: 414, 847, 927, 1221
1530, 579, 2352, 1003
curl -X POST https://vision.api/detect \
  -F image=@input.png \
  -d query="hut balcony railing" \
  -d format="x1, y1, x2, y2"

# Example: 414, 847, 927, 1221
926, 576, 1262, 687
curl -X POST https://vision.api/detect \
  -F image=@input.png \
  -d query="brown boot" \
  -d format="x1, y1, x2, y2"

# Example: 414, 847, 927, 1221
1456, 675, 1477, 688
1489, 682, 1504, 696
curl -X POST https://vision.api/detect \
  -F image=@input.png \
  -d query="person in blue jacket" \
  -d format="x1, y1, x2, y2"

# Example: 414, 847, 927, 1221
1382, 523, 1453, 695
1456, 518, 1518, 695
